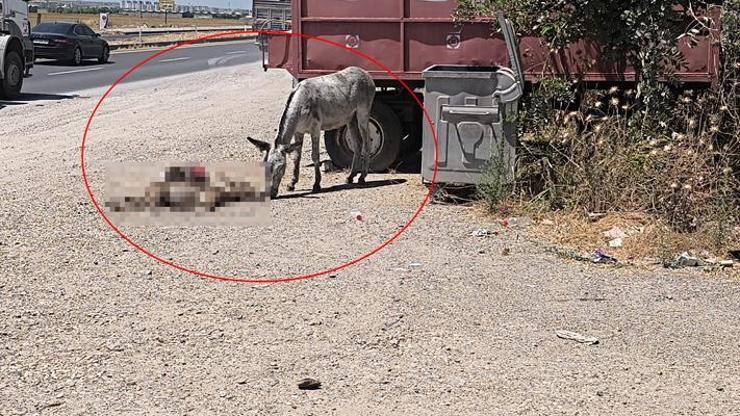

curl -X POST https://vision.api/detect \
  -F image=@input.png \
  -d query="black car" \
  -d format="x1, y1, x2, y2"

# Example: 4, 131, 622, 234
30, 22, 110, 65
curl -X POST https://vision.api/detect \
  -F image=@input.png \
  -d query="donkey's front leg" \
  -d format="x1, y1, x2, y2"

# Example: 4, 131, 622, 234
287, 133, 304, 192
311, 132, 322, 193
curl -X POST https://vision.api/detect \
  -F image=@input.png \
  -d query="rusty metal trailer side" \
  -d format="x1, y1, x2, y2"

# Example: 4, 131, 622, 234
263, 0, 722, 86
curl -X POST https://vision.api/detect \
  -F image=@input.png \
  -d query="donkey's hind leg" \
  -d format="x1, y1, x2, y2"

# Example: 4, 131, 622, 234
311, 131, 322, 193
346, 117, 362, 184
355, 110, 372, 184
287, 133, 304, 192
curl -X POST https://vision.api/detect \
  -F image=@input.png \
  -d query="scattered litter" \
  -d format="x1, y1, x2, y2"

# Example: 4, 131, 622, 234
667, 252, 704, 268
603, 226, 627, 240
502, 247, 511, 256
555, 330, 599, 345
702, 258, 734, 269
591, 249, 617, 264
297, 378, 321, 390
350, 209, 363, 221
508, 217, 519, 227
499, 218, 509, 227
471, 228, 493, 237
541, 219, 555, 226
384, 314, 404, 329
608, 238, 623, 248
588, 212, 607, 222
408, 262, 423, 269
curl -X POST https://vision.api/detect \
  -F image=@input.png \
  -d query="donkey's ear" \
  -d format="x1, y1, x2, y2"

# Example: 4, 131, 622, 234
247, 137, 271, 153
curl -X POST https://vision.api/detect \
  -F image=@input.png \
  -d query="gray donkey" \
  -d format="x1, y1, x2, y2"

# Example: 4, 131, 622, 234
247, 66, 376, 198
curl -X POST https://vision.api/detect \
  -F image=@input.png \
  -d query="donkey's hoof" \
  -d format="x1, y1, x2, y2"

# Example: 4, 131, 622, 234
312, 184, 321, 193
287, 184, 296, 192
358, 176, 367, 184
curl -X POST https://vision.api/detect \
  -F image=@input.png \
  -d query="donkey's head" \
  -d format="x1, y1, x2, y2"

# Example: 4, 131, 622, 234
247, 137, 301, 198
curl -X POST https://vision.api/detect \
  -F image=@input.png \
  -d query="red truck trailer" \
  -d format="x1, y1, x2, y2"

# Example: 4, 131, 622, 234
259, 1, 723, 172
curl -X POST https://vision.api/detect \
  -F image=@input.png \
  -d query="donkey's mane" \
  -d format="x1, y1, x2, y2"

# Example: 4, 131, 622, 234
275, 87, 297, 144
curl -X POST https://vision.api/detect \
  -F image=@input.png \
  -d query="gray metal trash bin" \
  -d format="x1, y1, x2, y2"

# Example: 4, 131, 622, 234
421, 15, 524, 186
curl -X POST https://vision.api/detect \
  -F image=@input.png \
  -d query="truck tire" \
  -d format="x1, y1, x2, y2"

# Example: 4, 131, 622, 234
0, 51, 24, 100
325, 100, 401, 172
399, 119, 423, 159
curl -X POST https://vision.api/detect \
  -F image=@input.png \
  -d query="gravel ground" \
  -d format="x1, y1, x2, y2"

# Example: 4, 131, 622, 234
1, 62, 739, 416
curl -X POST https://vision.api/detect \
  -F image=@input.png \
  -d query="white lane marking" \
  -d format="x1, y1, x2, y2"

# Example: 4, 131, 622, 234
159, 57, 191, 63
47, 67, 103, 76
226, 50, 248, 55
207, 54, 248, 67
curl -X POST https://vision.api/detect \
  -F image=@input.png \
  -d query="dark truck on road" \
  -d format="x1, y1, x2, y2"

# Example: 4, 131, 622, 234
0, 0, 34, 99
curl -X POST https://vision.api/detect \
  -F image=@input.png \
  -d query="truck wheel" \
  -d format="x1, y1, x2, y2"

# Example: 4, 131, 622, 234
0, 51, 24, 100
325, 100, 401, 172
399, 119, 423, 159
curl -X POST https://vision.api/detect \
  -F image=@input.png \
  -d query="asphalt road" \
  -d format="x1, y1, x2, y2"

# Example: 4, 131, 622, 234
20, 40, 262, 97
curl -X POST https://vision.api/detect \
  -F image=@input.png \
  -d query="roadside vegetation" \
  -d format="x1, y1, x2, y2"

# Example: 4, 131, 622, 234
456, 0, 739, 262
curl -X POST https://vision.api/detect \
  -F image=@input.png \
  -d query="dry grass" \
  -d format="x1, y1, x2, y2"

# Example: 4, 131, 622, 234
33, 12, 243, 29
474, 4, 740, 270
524, 210, 740, 265
475, 84, 739, 267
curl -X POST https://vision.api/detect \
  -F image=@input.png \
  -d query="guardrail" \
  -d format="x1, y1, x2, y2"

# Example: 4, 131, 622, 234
108, 33, 258, 51
107, 25, 251, 35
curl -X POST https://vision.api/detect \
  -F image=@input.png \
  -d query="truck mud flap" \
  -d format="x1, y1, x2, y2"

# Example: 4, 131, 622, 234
260, 33, 292, 72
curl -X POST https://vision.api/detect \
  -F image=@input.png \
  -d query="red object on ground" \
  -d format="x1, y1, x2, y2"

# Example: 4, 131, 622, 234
189, 165, 208, 181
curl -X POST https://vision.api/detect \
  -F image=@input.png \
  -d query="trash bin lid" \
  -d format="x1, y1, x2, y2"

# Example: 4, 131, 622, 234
422, 65, 501, 79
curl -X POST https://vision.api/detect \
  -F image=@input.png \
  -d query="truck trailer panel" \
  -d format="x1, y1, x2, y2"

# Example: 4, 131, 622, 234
263, 0, 722, 86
